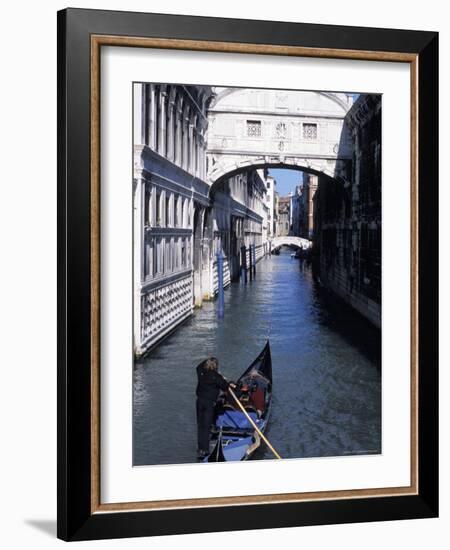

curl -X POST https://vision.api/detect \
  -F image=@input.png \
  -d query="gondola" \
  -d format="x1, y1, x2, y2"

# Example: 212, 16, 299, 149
204, 341, 273, 462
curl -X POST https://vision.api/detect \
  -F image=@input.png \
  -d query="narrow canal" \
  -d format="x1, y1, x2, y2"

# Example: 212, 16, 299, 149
133, 248, 381, 466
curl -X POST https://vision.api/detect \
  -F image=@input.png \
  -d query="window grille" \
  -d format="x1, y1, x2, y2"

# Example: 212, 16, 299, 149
302, 123, 317, 140
247, 120, 261, 137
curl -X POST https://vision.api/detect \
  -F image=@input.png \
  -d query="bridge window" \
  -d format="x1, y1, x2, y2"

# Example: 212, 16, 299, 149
247, 120, 261, 137
303, 123, 317, 140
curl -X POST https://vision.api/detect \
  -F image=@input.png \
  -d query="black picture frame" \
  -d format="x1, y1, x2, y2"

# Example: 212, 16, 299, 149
57, 7, 438, 541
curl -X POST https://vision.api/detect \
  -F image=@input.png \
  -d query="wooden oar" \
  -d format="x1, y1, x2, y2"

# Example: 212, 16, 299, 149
228, 387, 282, 460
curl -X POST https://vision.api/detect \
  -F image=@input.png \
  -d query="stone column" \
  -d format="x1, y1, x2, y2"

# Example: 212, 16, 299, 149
188, 123, 195, 174
192, 128, 198, 176
148, 84, 156, 149
175, 106, 182, 166
157, 89, 167, 157
197, 132, 202, 178
203, 142, 208, 180
182, 109, 189, 171
197, 136, 202, 179
172, 102, 177, 162
167, 100, 176, 161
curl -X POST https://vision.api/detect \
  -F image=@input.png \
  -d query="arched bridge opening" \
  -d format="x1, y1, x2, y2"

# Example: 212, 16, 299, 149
191, 162, 349, 306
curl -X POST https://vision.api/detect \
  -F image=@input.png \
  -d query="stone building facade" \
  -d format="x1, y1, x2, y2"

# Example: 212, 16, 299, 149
290, 185, 301, 237
313, 94, 381, 327
133, 83, 213, 356
292, 173, 319, 239
276, 196, 291, 236
264, 174, 276, 239
206, 168, 268, 289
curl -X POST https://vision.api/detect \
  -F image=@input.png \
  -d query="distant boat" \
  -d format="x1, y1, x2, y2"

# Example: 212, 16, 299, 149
204, 341, 273, 462
271, 248, 280, 255
292, 247, 311, 259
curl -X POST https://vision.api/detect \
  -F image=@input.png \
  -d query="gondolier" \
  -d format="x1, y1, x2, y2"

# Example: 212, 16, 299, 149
195, 357, 235, 459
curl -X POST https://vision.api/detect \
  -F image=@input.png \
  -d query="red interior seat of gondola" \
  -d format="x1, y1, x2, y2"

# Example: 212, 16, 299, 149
250, 387, 265, 412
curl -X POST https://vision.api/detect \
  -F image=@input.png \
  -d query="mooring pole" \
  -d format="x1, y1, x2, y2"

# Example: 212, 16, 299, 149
252, 243, 257, 278
216, 250, 225, 319
241, 245, 247, 284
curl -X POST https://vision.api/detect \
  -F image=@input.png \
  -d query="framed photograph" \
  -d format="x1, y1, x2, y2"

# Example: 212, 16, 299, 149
57, 8, 438, 541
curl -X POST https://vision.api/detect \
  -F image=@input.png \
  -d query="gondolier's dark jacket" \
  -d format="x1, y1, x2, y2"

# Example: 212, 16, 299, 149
196, 362, 230, 405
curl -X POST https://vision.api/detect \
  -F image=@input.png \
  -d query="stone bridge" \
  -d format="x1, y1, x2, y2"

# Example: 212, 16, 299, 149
207, 88, 354, 185
271, 236, 312, 250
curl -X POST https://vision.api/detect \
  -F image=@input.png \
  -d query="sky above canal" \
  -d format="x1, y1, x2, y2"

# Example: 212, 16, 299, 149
268, 168, 303, 197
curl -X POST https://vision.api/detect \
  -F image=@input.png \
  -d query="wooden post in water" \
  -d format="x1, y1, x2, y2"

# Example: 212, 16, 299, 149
216, 251, 224, 318
241, 245, 247, 284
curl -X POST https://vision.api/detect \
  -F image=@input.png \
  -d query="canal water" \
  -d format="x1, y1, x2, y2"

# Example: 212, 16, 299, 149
133, 248, 381, 466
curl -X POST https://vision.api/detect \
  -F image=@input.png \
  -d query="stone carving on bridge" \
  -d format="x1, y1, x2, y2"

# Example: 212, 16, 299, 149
275, 91, 288, 109
275, 122, 287, 139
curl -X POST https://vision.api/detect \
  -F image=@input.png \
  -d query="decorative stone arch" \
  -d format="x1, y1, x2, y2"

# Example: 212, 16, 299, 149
208, 158, 348, 199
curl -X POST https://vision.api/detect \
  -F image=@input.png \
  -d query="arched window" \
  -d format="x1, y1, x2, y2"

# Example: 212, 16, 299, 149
175, 195, 182, 228
183, 198, 189, 228
165, 192, 172, 227
144, 183, 151, 226
155, 189, 163, 227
